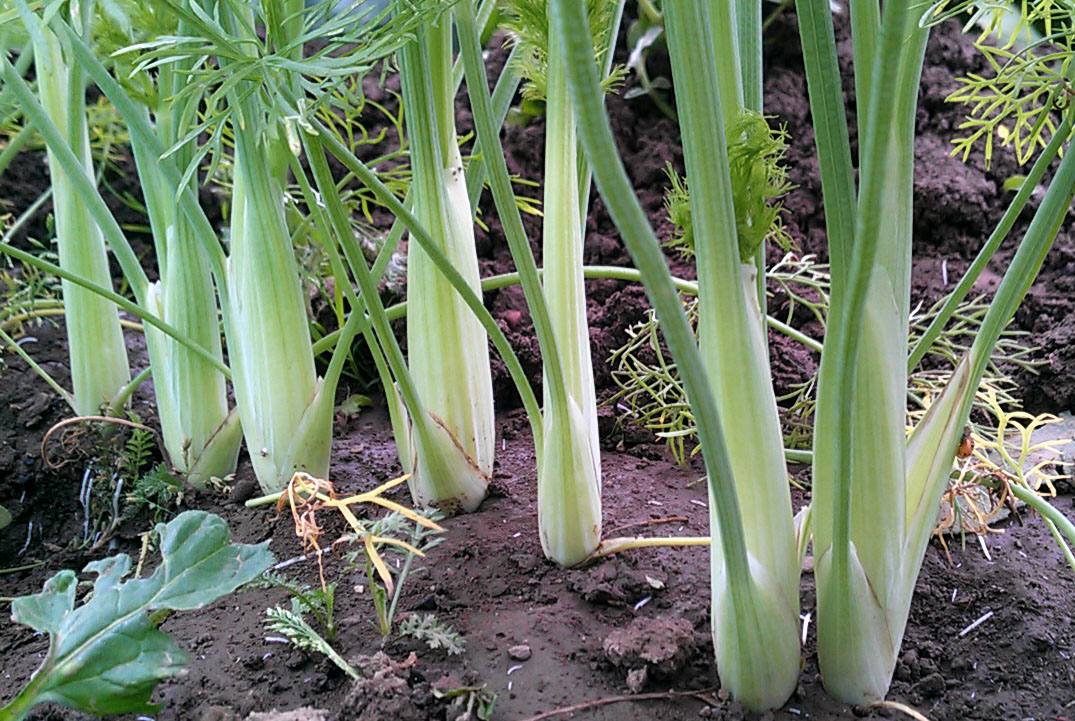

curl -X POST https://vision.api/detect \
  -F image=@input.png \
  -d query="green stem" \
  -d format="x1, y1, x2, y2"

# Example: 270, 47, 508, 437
302, 132, 431, 446
311, 119, 544, 447
1006, 482, 1075, 574
762, 0, 795, 32
0, 122, 35, 178
823, 0, 910, 586
456, 1, 570, 413
794, 0, 856, 292
52, 20, 228, 287
966, 119, 1075, 397
550, 0, 754, 600
465, 43, 523, 211
0, 187, 51, 245
311, 266, 823, 357
108, 365, 153, 413
849, 0, 881, 151
0, 561, 46, 575
0, 326, 75, 407
0, 56, 149, 302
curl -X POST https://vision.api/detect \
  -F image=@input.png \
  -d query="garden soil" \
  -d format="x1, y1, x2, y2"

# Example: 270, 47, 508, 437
3, 8, 1075, 721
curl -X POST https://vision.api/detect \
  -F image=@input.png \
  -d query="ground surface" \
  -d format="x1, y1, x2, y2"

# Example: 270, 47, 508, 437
3, 7, 1075, 721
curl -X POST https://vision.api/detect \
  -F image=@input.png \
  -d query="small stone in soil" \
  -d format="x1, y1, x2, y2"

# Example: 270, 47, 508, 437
507, 644, 532, 661
229, 476, 258, 504
197, 706, 238, 721
626, 666, 648, 693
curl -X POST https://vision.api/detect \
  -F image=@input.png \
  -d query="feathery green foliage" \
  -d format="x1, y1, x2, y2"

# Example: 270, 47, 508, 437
663, 110, 793, 261
501, 0, 626, 103
925, 0, 1075, 165
398, 612, 466, 655
264, 603, 357, 678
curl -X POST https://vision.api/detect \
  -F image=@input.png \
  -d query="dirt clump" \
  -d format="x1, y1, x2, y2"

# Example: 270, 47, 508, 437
604, 615, 697, 692
337, 652, 434, 721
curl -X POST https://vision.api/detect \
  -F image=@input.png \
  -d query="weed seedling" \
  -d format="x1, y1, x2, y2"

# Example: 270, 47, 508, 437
254, 571, 339, 641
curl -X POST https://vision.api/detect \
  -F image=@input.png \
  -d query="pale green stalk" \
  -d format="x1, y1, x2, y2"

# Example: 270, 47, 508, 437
20, 3, 129, 416
809, 0, 932, 702
551, 0, 797, 709
536, 5, 601, 566
305, 115, 545, 457
804, 0, 1072, 704
7, 5, 239, 484
134, 47, 240, 486
213, 0, 331, 493
68, 0, 436, 491
227, 130, 327, 490
397, 3, 494, 512
665, 0, 799, 708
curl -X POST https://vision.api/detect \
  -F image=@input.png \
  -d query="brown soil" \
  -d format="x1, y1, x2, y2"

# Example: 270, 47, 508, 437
3, 7, 1075, 721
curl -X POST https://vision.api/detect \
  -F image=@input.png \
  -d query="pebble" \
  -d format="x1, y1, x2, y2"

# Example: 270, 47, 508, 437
507, 644, 532, 661
502, 310, 524, 328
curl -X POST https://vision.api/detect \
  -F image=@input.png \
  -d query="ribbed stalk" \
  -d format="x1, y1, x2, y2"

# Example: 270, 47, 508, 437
398, 5, 494, 511
141, 230, 240, 485
207, 0, 329, 493
30, 14, 129, 416
810, 0, 931, 703
536, 12, 602, 566
135, 54, 240, 485
665, 1, 800, 708
550, 0, 799, 707
227, 130, 326, 492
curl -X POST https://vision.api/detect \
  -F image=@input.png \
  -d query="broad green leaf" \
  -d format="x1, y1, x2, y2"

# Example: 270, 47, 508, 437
0, 511, 274, 721
10, 570, 77, 636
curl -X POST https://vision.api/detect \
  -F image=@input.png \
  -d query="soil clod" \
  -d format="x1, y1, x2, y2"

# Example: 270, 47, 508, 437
603, 615, 696, 687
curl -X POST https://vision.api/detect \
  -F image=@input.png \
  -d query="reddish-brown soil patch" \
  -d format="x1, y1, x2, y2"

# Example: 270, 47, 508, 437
3, 7, 1075, 721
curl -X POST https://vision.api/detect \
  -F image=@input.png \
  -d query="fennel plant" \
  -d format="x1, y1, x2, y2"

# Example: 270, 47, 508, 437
500, 0, 626, 564
394, 0, 496, 512
15, 0, 131, 417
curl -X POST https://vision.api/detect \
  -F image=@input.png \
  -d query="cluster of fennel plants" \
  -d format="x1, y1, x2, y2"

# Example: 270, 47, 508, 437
543, 0, 1075, 711
2, 0, 1075, 715
0, 0, 527, 503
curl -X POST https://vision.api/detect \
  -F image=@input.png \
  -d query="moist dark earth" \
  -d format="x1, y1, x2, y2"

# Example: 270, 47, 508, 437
3, 8, 1075, 721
